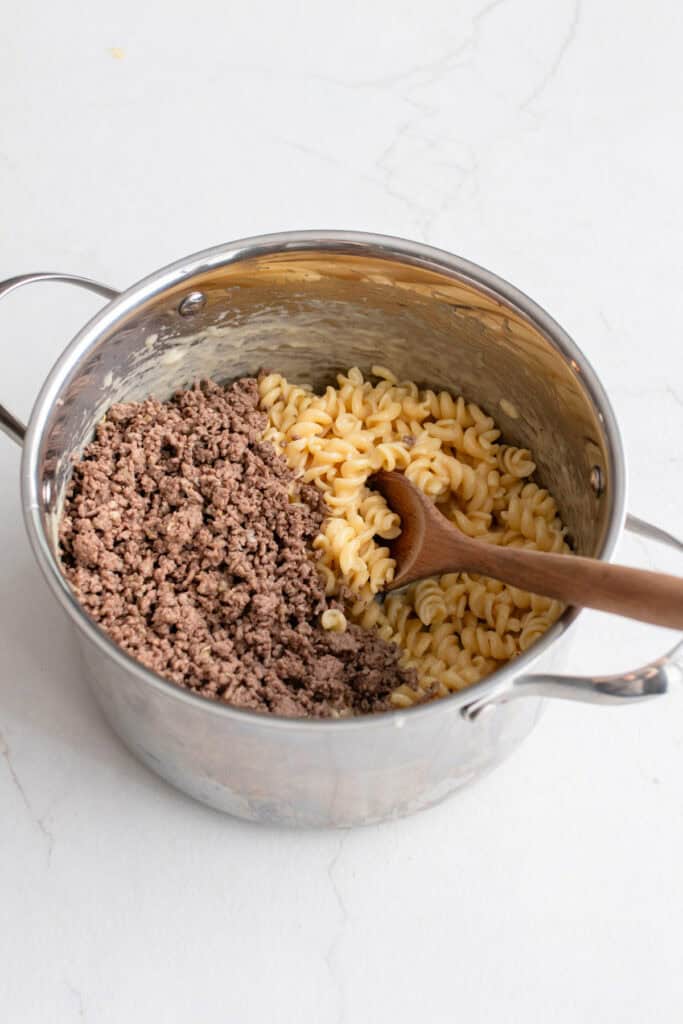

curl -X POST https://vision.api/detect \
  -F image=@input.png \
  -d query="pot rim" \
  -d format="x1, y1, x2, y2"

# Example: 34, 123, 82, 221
20, 230, 627, 731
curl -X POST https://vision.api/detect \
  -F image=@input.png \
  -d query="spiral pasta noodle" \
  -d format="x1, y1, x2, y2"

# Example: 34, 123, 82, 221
258, 366, 569, 708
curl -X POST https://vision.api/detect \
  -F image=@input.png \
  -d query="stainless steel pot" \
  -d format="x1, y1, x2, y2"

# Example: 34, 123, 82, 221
2, 232, 681, 827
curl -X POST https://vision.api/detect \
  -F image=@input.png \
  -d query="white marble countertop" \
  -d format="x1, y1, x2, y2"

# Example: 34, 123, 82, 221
2, 1, 683, 1020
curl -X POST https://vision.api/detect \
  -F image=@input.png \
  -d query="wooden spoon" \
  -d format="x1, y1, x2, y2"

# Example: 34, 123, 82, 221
372, 470, 683, 630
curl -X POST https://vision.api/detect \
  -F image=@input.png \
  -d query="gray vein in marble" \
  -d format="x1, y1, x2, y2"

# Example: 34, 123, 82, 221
282, 0, 510, 239
0, 729, 54, 863
520, 0, 581, 110
374, 120, 433, 236
275, 131, 434, 234
274, 137, 347, 168
273, 138, 382, 192
367, 0, 510, 239
324, 831, 350, 1024
310, 0, 509, 93
65, 979, 86, 1021
666, 385, 683, 408
632, 747, 663, 787
629, 533, 656, 572
598, 310, 613, 333
423, 150, 482, 241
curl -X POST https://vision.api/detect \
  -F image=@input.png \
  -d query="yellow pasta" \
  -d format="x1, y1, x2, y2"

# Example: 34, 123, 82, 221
321, 609, 348, 633
258, 367, 569, 707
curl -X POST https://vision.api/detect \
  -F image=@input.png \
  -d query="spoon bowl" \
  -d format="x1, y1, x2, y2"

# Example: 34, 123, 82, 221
372, 470, 683, 630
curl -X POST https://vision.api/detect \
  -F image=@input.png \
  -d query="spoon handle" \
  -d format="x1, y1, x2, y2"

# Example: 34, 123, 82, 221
457, 542, 683, 630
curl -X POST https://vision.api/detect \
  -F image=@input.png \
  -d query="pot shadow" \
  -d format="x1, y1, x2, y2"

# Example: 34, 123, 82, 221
0, 546, 200, 811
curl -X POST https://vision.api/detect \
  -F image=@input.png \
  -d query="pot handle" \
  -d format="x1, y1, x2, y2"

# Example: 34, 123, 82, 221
462, 514, 683, 721
0, 272, 120, 447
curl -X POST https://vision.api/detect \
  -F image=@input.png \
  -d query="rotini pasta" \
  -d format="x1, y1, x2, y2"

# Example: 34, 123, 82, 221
321, 609, 348, 633
258, 366, 570, 707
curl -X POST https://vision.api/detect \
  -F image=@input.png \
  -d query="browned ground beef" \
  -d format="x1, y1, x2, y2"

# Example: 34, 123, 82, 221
59, 377, 417, 717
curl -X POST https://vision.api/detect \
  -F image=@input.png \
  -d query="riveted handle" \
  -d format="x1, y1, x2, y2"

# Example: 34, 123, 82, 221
0, 272, 120, 446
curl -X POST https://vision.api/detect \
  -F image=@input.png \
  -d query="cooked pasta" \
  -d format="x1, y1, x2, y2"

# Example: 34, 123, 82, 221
258, 367, 568, 707
321, 609, 348, 633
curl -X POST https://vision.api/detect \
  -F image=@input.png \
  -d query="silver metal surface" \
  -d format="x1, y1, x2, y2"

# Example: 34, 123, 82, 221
626, 513, 683, 553
177, 290, 206, 316
590, 465, 605, 497
1, 230, 678, 826
0, 404, 26, 448
0, 273, 119, 446
464, 637, 683, 718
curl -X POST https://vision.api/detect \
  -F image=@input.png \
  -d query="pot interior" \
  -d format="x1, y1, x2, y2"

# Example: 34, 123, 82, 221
35, 243, 615, 560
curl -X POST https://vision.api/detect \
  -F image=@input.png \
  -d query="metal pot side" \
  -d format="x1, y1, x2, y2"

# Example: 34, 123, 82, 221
2, 232, 679, 826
